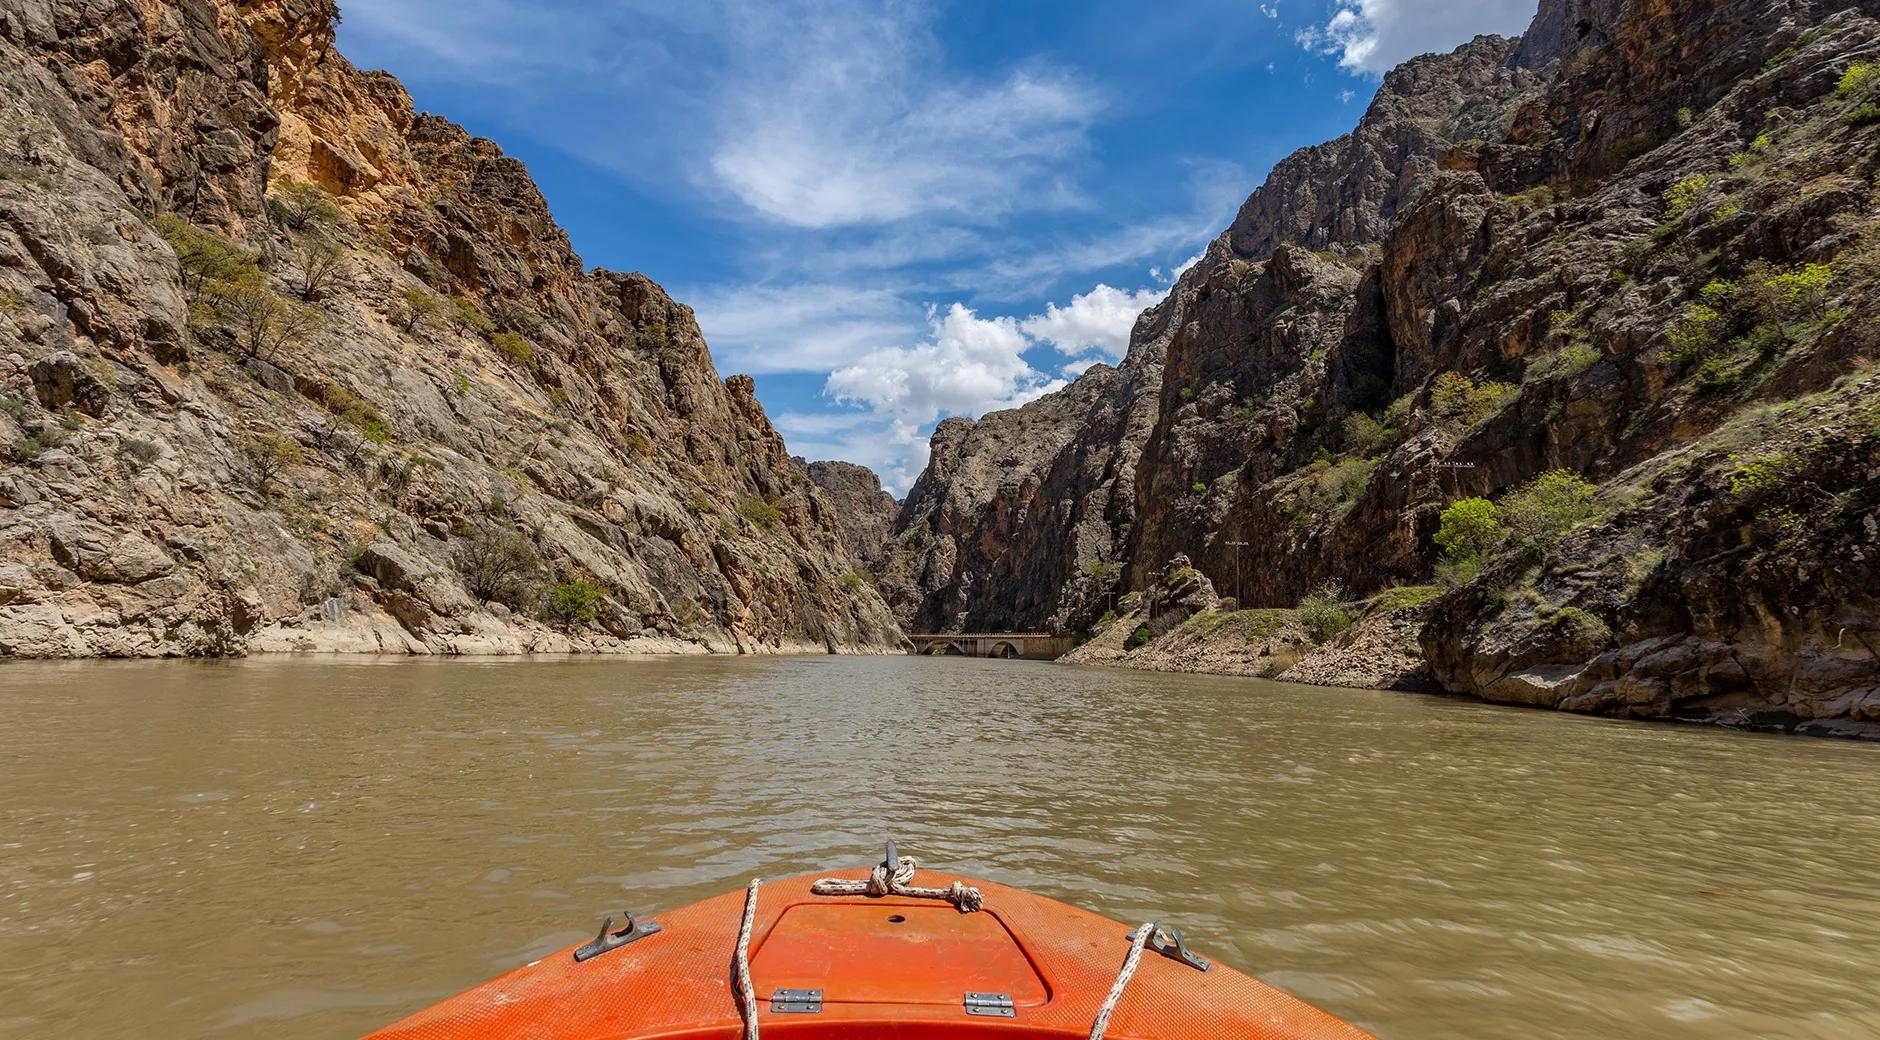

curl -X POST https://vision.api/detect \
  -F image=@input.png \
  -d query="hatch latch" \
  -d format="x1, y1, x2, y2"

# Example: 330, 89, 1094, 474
964, 991, 1016, 1017
770, 988, 823, 1014
572, 912, 661, 962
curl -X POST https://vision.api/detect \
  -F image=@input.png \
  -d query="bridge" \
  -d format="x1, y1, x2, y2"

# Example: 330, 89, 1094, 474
906, 633, 1076, 660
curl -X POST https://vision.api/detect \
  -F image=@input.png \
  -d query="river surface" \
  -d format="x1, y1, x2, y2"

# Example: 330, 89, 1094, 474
1, 656, 1877, 1039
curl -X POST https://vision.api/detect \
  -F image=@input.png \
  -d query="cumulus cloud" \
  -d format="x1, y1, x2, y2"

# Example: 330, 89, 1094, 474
1020, 284, 1169, 358
1297, 0, 1535, 75
826, 303, 1062, 424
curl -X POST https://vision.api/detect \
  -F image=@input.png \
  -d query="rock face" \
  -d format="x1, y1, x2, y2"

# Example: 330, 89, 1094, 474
801, 459, 896, 568
0, 0, 903, 656
889, 0, 1880, 735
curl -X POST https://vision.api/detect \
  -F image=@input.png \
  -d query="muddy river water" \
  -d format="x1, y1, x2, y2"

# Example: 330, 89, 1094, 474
1, 655, 1876, 1038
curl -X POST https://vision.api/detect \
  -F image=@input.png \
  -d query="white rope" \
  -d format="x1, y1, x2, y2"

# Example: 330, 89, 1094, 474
809, 855, 984, 912
1088, 921, 1158, 1040
734, 877, 761, 1040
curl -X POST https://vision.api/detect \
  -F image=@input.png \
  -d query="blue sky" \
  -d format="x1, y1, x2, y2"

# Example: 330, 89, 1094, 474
336, 0, 1534, 491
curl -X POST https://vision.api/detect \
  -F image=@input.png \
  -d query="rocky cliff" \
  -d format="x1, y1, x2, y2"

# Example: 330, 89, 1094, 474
0, 0, 904, 656
886, 0, 1880, 735
800, 459, 896, 569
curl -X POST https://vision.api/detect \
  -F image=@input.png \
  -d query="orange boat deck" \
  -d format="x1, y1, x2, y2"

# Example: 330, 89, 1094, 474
365, 868, 1376, 1039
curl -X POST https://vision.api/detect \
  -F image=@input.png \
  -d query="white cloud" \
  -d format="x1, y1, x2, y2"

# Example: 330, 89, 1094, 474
1020, 284, 1169, 358
706, 8, 1096, 228
826, 303, 1058, 424
1297, 0, 1535, 75
689, 283, 922, 374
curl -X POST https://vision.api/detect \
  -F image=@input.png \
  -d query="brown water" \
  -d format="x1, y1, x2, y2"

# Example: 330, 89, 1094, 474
1, 656, 1877, 1040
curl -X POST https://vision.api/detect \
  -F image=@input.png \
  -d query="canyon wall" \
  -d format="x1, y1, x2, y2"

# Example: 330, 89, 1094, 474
0, 0, 904, 655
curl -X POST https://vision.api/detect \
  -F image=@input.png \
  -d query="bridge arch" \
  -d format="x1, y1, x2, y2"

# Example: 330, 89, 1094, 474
988, 640, 1019, 659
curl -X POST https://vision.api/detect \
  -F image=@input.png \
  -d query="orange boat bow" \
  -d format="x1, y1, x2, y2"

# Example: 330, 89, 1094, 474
365, 869, 1376, 1039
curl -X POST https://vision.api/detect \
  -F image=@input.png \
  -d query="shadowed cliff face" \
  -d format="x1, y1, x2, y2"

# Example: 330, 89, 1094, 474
0, 0, 904, 655
883, 0, 1880, 734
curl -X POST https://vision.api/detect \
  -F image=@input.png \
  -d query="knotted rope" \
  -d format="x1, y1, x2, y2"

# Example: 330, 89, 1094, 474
733, 878, 761, 1040
809, 854, 984, 912
1088, 921, 1159, 1039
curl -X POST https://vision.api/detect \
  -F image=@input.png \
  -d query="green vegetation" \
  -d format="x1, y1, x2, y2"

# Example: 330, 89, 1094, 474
1340, 412, 1383, 454
1728, 452, 1789, 495
399, 287, 442, 332
736, 496, 783, 528
155, 215, 263, 300
1663, 173, 1709, 219
448, 295, 494, 334
285, 233, 347, 301
1751, 261, 1835, 340
839, 570, 868, 592
1847, 102, 1880, 127
1123, 624, 1154, 651
1676, 106, 1695, 128
456, 526, 540, 607
1663, 302, 1727, 362
1501, 470, 1600, 552
1429, 372, 1519, 426
685, 491, 714, 515
1837, 60, 1878, 96
238, 430, 304, 495
207, 282, 322, 362
1542, 604, 1611, 642
1295, 583, 1352, 644
621, 431, 652, 458
1371, 585, 1443, 612
315, 384, 392, 443
1435, 497, 1504, 560
492, 331, 534, 366
267, 180, 345, 232
1189, 481, 1209, 496
542, 580, 606, 630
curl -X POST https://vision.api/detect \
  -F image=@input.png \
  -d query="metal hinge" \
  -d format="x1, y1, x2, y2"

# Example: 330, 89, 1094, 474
964, 992, 1015, 1017
770, 988, 823, 1014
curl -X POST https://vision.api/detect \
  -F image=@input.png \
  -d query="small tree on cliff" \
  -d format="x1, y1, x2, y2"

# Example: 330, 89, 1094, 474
456, 526, 540, 608
1434, 497, 1504, 586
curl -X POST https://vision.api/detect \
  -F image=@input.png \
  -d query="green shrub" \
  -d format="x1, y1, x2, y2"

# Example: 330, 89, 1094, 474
1663, 174, 1709, 219
448, 295, 494, 334
1676, 106, 1695, 128
542, 580, 606, 631
399, 287, 443, 331
737, 496, 782, 528
1501, 470, 1600, 551
1749, 261, 1834, 339
1123, 625, 1153, 651
267, 180, 345, 232
456, 527, 540, 607
316, 384, 393, 443
238, 430, 304, 494
205, 282, 321, 362
1341, 412, 1383, 454
1846, 102, 1880, 126
1838, 60, 1878, 95
492, 331, 533, 365
1096, 610, 1118, 629
1728, 453, 1789, 495
1296, 583, 1352, 644
8, 435, 47, 462
839, 570, 868, 592
621, 431, 652, 458
1189, 481, 1209, 496
1429, 372, 1519, 425
1664, 303, 1727, 363
685, 491, 714, 515
1435, 497, 1505, 559
155, 215, 263, 298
